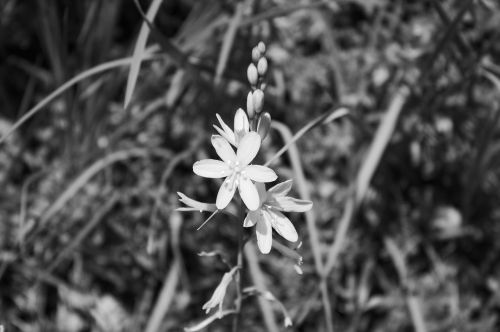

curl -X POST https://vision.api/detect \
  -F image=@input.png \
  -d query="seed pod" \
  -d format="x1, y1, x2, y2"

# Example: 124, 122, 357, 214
257, 112, 271, 141
246, 91, 255, 119
252, 89, 264, 114
257, 41, 266, 54
257, 57, 268, 76
247, 63, 258, 86
252, 47, 261, 63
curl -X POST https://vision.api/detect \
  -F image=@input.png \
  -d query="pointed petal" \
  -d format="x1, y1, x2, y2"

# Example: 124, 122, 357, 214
268, 180, 293, 197
213, 125, 236, 146
256, 217, 272, 254
272, 196, 313, 212
237, 132, 261, 165
211, 135, 236, 163
193, 159, 231, 178
243, 210, 263, 227
238, 176, 260, 211
216, 175, 237, 209
234, 108, 249, 145
266, 209, 298, 242
245, 165, 277, 183
216, 114, 236, 143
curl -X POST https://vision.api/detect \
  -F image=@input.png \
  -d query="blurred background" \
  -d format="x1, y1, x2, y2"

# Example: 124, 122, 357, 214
1, 0, 500, 331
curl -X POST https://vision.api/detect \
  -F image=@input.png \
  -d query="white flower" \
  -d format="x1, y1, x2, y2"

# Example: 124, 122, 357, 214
193, 132, 277, 211
243, 180, 312, 254
213, 108, 249, 147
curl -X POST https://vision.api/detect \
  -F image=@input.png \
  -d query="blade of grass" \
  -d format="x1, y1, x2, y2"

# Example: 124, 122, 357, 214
323, 86, 409, 277
38, 148, 171, 228
124, 0, 164, 108
244, 243, 280, 332
145, 259, 181, 332
384, 238, 427, 332
145, 210, 184, 332
214, 2, 244, 85
271, 121, 334, 332
0, 49, 161, 145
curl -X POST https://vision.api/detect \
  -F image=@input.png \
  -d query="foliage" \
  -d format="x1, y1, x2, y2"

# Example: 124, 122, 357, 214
1, 0, 500, 331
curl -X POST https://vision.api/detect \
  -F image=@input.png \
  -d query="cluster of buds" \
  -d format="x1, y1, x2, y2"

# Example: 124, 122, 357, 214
246, 42, 271, 141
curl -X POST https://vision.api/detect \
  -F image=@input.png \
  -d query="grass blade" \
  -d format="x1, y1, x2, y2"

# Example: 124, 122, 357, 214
124, 0, 164, 108
0, 49, 160, 145
214, 2, 244, 85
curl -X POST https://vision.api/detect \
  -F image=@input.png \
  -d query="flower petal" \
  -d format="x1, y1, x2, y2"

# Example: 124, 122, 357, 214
193, 159, 231, 178
213, 125, 236, 146
256, 216, 272, 254
245, 165, 277, 183
177, 192, 217, 212
272, 196, 313, 212
238, 176, 260, 211
268, 180, 293, 197
216, 114, 236, 143
266, 209, 298, 242
211, 135, 236, 163
216, 175, 237, 209
234, 108, 249, 145
243, 209, 263, 227
237, 132, 261, 165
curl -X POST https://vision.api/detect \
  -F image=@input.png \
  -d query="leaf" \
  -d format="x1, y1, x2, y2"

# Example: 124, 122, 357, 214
124, 0, 163, 108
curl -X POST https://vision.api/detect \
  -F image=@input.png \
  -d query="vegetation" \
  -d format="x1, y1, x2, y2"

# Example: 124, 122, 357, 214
1, 0, 500, 331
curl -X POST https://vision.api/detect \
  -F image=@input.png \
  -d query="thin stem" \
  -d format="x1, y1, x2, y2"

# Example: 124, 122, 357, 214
232, 200, 245, 332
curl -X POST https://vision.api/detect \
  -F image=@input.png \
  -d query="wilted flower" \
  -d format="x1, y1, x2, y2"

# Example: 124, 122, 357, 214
202, 267, 237, 316
213, 108, 249, 147
193, 132, 277, 211
243, 180, 312, 254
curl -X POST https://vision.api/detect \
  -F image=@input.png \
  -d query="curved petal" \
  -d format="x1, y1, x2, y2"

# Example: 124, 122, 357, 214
272, 196, 313, 212
237, 132, 261, 166
216, 114, 235, 143
216, 175, 237, 209
193, 159, 231, 178
243, 209, 263, 227
256, 217, 272, 254
268, 180, 293, 197
211, 135, 236, 163
238, 176, 260, 211
266, 209, 298, 242
213, 125, 236, 146
245, 165, 277, 183
234, 108, 249, 145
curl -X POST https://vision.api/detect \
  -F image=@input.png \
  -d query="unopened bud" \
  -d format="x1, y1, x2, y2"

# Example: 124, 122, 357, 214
246, 91, 255, 119
252, 47, 261, 63
257, 41, 266, 54
252, 89, 264, 113
247, 63, 258, 86
257, 57, 268, 76
257, 112, 271, 140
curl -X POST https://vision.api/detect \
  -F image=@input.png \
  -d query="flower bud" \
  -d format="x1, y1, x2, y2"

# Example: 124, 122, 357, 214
247, 63, 258, 86
252, 89, 264, 114
257, 57, 268, 76
252, 47, 261, 63
246, 91, 255, 119
257, 112, 271, 140
257, 41, 266, 54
